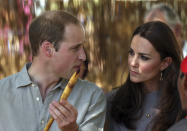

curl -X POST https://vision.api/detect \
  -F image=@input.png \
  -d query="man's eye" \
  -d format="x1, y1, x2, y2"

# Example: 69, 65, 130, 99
72, 46, 80, 51
73, 47, 79, 50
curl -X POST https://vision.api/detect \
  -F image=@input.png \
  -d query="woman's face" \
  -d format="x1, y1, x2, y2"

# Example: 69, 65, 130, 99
128, 35, 163, 84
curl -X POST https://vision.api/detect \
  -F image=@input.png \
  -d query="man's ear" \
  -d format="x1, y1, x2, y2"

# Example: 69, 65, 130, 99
160, 57, 172, 71
41, 41, 54, 57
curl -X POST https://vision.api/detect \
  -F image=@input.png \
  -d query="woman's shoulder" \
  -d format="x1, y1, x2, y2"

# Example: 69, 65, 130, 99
106, 87, 120, 101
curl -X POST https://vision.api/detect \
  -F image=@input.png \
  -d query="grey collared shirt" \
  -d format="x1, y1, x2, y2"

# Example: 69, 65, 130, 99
0, 63, 106, 131
106, 89, 160, 131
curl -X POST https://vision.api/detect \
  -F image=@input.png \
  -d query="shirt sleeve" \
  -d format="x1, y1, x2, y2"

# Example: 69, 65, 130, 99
78, 89, 106, 131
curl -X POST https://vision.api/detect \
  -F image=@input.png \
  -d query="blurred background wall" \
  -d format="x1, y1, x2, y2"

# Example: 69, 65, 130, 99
0, 0, 187, 92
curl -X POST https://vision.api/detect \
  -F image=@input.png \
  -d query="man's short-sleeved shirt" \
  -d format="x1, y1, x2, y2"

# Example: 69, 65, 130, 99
0, 63, 106, 131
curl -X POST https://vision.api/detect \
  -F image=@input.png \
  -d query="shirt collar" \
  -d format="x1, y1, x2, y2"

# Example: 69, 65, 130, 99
15, 63, 70, 90
16, 63, 33, 88
50, 77, 80, 91
50, 78, 69, 91
16, 63, 78, 90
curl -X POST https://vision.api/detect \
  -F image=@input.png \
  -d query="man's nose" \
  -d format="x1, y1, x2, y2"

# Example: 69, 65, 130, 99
79, 47, 86, 61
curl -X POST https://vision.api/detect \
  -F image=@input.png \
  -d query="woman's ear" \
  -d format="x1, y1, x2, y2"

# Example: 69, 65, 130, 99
160, 57, 172, 71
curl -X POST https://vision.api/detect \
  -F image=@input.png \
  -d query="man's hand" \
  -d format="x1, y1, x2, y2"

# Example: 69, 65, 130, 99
49, 100, 78, 131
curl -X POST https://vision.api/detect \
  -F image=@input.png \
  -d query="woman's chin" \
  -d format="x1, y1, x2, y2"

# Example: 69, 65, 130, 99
130, 77, 141, 83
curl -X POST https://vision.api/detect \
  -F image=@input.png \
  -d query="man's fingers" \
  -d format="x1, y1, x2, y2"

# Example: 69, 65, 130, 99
51, 101, 71, 118
49, 100, 78, 130
49, 105, 58, 119
60, 100, 78, 118
49, 102, 66, 121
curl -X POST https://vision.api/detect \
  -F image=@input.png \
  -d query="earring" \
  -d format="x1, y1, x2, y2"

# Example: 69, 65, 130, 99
160, 72, 163, 81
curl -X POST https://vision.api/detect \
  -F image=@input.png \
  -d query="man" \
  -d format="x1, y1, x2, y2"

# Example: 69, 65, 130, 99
144, 3, 187, 57
167, 56, 187, 131
0, 11, 106, 131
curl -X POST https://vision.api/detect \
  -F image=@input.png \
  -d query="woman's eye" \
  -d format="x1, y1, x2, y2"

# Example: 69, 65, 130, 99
141, 55, 149, 61
128, 49, 134, 56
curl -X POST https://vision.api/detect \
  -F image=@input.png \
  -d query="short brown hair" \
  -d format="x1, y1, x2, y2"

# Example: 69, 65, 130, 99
29, 10, 81, 57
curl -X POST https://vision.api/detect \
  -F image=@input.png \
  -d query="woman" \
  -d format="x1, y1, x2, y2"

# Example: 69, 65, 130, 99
105, 21, 182, 131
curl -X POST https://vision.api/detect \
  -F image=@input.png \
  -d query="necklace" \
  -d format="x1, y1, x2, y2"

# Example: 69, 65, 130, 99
145, 113, 151, 118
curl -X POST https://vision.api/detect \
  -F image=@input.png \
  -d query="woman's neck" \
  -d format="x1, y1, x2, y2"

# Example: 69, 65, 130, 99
143, 78, 160, 94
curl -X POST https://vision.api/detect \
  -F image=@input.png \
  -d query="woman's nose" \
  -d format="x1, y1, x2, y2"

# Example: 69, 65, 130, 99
130, 56, 138, 67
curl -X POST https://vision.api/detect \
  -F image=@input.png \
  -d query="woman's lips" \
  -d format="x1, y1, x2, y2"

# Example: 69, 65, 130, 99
130, 70, 139, 76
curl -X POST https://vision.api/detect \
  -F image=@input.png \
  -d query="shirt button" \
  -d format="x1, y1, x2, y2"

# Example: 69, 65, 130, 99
36, 97, 40, 101
32, 84, 36, 87
41, 120, 45, 125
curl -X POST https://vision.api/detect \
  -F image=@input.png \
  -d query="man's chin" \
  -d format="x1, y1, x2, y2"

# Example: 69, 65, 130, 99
61, 69, 78, 79
65, 72, 75, 79
73, 67, 80, 73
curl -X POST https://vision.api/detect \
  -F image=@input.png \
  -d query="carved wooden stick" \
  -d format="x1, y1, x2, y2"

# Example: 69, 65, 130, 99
43, 71, 79, 131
